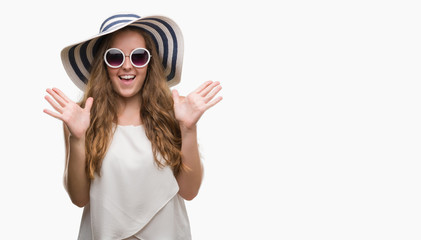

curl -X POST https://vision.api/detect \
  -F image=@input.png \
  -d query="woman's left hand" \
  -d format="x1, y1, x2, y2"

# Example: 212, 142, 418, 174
172, 81, 222, 130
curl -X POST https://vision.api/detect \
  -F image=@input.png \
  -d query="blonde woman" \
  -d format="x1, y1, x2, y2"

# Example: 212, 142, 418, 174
44, 14, 222, 239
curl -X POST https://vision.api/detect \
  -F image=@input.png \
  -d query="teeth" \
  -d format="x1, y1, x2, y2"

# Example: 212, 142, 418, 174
120, 75, 135, 80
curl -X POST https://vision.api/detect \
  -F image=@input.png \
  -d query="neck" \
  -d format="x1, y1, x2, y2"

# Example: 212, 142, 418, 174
117, 94, 142, 126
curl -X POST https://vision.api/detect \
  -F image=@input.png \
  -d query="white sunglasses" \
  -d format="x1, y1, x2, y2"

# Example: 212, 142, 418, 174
104, 48, 152, 68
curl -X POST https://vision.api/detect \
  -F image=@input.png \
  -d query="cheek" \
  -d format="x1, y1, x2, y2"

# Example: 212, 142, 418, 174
138, 66, 148, 75
136, 68, 148, 80
107, 68, 118, 78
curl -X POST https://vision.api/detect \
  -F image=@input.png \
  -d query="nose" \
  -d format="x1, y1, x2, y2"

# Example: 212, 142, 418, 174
122, 55, 132, 70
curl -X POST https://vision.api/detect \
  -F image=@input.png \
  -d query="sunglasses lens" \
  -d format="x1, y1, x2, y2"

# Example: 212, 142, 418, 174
131, 49, 150, 67
105, 49, 124, 67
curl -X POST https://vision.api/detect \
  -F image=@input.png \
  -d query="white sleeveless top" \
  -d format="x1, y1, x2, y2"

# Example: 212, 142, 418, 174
77, 125, 191, 240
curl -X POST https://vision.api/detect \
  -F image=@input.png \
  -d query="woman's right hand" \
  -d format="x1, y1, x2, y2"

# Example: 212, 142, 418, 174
44, 88, 93, 140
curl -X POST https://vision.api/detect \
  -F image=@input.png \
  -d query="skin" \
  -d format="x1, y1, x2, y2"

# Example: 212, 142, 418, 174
44, 30, 223, 207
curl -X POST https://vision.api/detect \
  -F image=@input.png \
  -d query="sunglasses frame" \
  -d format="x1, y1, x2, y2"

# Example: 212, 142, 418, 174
104, 47, 152, 68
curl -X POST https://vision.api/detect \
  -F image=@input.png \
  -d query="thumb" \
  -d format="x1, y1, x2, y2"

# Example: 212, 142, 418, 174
172, 89, 179, 104
84, 97, 94, 111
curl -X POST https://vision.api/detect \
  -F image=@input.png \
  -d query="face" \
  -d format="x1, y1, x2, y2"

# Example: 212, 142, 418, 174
106, 30, 149, 100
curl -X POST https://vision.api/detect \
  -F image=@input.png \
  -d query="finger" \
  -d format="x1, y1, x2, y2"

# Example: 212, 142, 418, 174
195, 81, 213, 94
46, 88, 67, 107
205, 96, 223, 110
84, 97, 94, 112
52, 88, 71, 103
201, 81, 220, 97
44, 95, 63, 114
204, 85, 222, 103
172, 89, 180, 104
43, 108, 62, 120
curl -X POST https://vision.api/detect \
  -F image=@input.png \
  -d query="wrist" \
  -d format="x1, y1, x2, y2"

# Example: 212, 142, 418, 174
179, 123, 197, 135
69, 134, 85, 144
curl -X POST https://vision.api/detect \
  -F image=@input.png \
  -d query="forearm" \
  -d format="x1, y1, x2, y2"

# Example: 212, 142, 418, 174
176, 125, 203, 200
65, 136, 90, 207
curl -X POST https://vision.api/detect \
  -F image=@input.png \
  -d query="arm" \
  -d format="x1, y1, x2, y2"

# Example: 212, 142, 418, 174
176, 125, 204, 200
63, 123, 90, 207
172, 81, 222, 200
44, 88, 93, 207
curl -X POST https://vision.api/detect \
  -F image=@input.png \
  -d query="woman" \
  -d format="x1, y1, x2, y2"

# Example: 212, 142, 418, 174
44, 14, 222, 239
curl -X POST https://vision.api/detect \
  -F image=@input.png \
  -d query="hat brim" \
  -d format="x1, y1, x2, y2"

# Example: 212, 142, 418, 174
61, 15, 184, 91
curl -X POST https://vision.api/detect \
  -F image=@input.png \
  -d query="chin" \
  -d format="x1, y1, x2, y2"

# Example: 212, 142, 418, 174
117, 89, 140, 99
111, 82, 143, 99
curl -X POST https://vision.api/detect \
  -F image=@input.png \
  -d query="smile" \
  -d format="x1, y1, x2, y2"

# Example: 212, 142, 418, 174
119, 75, 136, 80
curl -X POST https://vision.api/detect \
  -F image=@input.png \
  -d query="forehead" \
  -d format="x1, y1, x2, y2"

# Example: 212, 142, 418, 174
109, 29, 146, 49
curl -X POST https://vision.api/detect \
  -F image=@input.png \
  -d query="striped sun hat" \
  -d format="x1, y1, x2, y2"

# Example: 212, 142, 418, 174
61, 13, 184, 91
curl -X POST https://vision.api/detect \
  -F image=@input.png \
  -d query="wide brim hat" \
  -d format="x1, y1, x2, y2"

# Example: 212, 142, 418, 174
61, 13, 184, 91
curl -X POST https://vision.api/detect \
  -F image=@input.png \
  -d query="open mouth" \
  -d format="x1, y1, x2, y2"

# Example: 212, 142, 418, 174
119, 75, 135, 83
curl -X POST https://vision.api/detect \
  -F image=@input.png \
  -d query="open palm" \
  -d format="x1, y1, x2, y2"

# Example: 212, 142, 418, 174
172, 81, 222, 129
44, 88, 93, 139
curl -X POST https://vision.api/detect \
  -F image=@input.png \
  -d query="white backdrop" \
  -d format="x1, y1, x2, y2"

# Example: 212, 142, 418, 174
1, 0, 420, 239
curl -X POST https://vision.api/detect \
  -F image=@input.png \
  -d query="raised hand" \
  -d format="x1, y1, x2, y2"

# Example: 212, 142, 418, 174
172, 81, 222, 130
43, 88, 93, 139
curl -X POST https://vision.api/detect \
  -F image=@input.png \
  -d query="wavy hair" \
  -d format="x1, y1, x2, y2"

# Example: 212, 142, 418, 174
80, 27, 183, 179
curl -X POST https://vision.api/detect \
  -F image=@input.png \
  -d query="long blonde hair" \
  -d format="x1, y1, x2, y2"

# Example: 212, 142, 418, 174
81, 27, 183, 179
